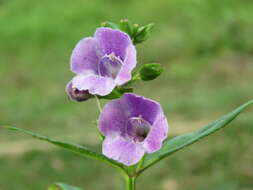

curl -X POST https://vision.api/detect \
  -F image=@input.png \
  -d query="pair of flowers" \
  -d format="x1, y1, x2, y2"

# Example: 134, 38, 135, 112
67, 27, 168, 166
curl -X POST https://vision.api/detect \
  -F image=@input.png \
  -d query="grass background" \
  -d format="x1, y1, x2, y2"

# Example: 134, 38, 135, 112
0, 0, 253, 189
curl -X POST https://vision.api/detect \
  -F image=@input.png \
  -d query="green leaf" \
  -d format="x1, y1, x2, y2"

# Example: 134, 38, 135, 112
2, 126, 126, 172
48, 182, 83, 190
139, 99, 253, 173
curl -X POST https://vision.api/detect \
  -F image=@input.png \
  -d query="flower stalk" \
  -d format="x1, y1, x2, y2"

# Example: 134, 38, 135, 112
95, 95, 102, 113
125, 176, 136, 190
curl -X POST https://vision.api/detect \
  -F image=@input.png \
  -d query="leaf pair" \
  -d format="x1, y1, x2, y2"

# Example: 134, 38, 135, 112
2, 99, 252, 176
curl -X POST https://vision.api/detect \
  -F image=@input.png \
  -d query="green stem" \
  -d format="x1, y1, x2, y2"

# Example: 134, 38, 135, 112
125, 176, 136, 190
95, 95, 102, 113
136, 155, 145, 172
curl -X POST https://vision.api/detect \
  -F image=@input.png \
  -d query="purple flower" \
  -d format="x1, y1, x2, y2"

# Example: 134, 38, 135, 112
66, 81, 93, 102
98, 93, 169, 166
69, 27, 137, 96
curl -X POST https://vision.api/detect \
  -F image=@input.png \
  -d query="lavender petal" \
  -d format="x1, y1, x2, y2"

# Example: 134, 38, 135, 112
102, 135, 145, 166
72, 74, 116, 96
144, 114, 169, 153
98, 98, 129, 136
95, 27, 131, 60
115, 45, 137, 85
71, 37, 100, 74
122, 93, 161, 124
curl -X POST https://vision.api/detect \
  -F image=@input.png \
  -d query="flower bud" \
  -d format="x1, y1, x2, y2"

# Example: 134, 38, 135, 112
134, 23, 154, 44
66, 82, 93, 102
100, 21, 119, 30
139, 63, 164, 81
119, 19, 133, 37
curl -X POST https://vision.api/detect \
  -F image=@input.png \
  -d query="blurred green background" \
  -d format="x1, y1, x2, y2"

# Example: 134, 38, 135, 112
0, 0, 253, 189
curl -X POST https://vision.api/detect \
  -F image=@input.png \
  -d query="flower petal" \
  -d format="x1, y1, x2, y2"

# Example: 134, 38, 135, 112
102, 135, 145, 166
71, 37, 101, 74
72, 74, 116, 96
95, 27, 131, 60
98, 98, 129, 136
122, 93, 162, 124
144, 114, 169, 153
115, 45, 137, 85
